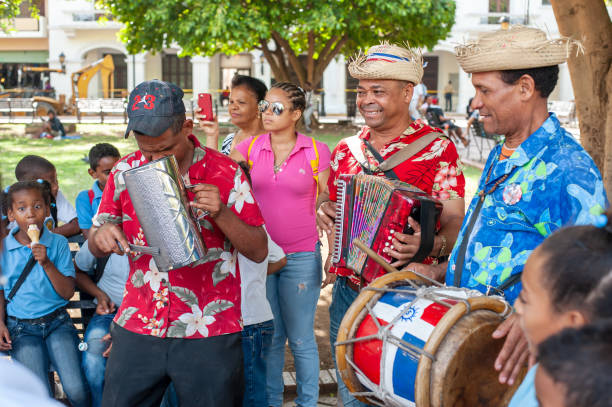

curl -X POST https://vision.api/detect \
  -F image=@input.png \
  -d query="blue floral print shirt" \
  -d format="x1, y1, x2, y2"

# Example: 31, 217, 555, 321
446, 113, 608, 303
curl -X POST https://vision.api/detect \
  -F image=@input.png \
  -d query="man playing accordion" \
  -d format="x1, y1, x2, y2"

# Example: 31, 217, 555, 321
316, 42, 466, 407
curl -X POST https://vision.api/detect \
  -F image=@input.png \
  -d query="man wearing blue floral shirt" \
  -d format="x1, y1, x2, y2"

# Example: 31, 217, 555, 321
409, 26, 608, 393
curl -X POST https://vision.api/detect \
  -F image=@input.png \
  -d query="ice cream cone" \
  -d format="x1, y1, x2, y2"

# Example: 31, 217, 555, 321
27, 224, 40, 244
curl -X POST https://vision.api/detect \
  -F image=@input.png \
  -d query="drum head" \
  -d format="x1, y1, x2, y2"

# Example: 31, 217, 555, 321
426, 309, 524, 407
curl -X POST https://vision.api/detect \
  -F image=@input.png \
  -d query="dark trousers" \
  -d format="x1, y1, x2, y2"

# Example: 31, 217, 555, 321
445, 93, 453, 111
102, 323, 244, 407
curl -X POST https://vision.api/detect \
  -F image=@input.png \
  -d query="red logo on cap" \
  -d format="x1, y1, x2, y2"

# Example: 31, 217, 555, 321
131, 94, 156, 111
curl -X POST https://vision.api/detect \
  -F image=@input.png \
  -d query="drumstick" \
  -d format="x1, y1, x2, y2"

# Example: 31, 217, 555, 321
353, 239, 400, 274
352, 238, 442, 286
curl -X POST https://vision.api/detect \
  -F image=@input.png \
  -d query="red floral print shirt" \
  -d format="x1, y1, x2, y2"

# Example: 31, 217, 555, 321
328, 122, 465, 284
95, 135, 264, 339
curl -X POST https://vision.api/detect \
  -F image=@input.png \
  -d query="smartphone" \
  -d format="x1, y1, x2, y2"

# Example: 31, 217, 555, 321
198, 93, 213, 121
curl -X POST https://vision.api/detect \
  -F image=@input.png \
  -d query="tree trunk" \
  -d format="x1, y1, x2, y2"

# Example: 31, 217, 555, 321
550, 0, 612, 195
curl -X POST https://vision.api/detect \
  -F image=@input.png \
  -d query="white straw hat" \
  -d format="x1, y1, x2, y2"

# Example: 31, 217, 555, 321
455, 25, 582, 73
348, 42, 424, 84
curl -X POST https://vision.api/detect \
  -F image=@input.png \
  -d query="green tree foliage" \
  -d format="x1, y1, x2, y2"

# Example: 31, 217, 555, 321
1, 0, 39, 32
97, 0, 455, 86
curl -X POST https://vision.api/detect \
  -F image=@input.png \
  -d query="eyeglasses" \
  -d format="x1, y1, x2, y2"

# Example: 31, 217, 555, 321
258, 100, 286, 116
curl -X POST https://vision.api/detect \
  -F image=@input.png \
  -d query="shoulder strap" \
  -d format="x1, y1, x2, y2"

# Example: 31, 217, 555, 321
345, 135, 372, 174
246, 135, 261, 170
93, 255, 111, 283
363, 139, 400, 180
7, 256, 37, 303
7, 228, 45, 303
378, 132, 445, 172
308, 137, 320, 200
88, 189, 95, 205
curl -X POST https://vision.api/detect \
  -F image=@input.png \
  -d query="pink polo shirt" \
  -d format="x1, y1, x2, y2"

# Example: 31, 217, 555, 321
236, 133, 331, 253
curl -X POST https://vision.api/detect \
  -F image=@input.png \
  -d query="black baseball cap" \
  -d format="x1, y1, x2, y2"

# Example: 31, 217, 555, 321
124, 80, 186, 138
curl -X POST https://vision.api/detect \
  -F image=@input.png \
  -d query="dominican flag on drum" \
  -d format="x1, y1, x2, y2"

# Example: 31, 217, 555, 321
353, 288, 451, 406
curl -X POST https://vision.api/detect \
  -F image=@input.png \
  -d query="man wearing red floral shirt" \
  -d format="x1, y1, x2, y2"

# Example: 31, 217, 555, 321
315, 43, 466, 407
89, 80, 267, 407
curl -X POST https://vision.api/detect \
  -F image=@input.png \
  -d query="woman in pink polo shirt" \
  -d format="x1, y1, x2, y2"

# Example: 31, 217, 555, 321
231, 82, 331, 407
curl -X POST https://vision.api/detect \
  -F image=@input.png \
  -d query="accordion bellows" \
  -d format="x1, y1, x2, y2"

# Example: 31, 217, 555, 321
332, 174, 443, 283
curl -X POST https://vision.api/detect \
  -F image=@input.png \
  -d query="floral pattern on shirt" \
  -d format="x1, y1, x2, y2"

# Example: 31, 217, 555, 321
95, 135, 265, 339
328, 122, 466, 285
447, 114, 608, 303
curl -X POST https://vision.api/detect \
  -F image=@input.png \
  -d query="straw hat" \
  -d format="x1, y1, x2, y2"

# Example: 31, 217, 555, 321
455, 25, 582, 73
348, 42, 424, 84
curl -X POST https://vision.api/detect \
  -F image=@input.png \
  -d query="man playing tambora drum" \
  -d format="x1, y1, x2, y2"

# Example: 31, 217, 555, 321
88, 80, 268, 407
408, 26, 609, 391
316, 42, 467, 407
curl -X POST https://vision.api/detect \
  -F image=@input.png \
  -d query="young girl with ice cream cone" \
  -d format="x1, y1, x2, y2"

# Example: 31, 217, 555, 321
0, 181, 90, 406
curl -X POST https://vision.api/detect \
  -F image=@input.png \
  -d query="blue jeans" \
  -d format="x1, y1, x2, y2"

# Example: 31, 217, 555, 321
266, 244, 322, 407
7, 309, 91, 407
242, 320, 274, 406
82, 312, 116, 407
329, 277, 370, 407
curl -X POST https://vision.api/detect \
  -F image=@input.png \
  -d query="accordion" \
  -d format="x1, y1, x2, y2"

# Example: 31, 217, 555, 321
332, 174, 443, 283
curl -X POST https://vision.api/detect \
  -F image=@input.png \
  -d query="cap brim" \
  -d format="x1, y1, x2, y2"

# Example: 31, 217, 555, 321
124, 115, 173, 139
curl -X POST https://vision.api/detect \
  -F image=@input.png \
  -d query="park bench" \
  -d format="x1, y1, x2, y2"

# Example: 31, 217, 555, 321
0, 98, 36, 123
548, 100, 576, 125
469, 121, 504, 162
76, 98, 127, 123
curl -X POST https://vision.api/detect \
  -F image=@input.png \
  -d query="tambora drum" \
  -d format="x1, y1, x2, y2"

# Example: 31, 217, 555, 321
335, 271, 523, 407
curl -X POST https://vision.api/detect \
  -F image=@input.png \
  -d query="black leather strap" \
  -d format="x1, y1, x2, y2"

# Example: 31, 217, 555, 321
410, 200, 436, 264
7, 227, 45, 303
363, 139, 400, 180
7, 256, 37, 303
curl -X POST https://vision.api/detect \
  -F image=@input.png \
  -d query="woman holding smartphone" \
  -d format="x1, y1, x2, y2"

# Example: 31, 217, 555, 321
197, 75, 267, 155
230, 82, 331, 407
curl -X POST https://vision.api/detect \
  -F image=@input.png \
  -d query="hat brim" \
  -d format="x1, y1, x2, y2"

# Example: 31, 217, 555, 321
456, 43, 572, 73
124, 115, 173, 139
348, 60, 422, 84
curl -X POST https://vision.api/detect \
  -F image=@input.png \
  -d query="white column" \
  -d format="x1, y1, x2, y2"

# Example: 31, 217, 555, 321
558, 63, 574, 101
191, 56, 211, 95
322, 55, 346, 115
457, 68, 474, 115
127, 53, 146, 91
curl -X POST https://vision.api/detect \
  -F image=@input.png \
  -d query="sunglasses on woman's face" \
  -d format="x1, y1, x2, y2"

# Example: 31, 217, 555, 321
258, 100, 286, 115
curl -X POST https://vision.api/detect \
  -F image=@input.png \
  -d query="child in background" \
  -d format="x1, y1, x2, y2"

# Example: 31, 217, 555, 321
75, 143, 121, 239
74, 239, 129, 407
14, 155, 80, 238
0, 181, 90, 406
509, 211, 612, 407
535, 322, 612, 407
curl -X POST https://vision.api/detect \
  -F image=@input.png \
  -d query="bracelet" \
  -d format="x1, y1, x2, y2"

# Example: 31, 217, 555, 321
438, 235, 447, 258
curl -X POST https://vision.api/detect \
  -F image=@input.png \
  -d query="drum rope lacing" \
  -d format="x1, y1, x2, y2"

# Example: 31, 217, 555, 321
337, 284, 512, 406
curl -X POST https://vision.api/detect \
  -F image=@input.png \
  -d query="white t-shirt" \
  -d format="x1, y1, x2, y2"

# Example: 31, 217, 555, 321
240, 231, 284, 326
55, 189, 77, 224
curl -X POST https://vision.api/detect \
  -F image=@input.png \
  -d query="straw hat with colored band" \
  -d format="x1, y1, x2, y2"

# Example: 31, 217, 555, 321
348, 42, 424, 84
455, 25, 582, 73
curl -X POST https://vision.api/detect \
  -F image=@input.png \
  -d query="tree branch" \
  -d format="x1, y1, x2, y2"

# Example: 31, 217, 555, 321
307, 30, 315, 84
271, 36, 291, 82
313, 34, 349, 85
272, 30, 306, 86
260, 39, 283, 81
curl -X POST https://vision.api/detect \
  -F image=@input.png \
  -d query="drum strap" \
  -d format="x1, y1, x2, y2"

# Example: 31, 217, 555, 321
492, 271, 523, 296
